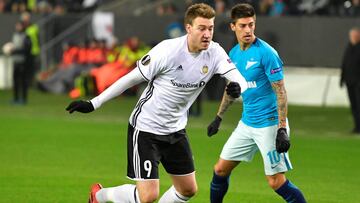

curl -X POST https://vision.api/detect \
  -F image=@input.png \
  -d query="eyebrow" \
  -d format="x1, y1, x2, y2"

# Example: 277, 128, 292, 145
198, 25, 214, 28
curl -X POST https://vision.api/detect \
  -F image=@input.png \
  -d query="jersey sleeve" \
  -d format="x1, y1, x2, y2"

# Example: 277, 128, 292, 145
212, 44, 236, 75
262, 47, 284, 82
137, 41, 167, 81
214, 45, 248, 93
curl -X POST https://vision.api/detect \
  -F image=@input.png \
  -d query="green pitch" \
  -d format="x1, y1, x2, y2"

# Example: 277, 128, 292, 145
1, 89, 359, 203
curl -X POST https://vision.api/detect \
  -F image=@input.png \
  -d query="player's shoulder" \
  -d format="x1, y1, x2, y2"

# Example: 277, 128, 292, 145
229, 44, 240, 57
206, 40, 228, 57
158, 35, 186, 49
152, 35, 186, 57
254, 38, 279, 55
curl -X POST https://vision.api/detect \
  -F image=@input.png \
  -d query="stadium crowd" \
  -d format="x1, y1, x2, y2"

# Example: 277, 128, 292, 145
0, 0, 359, 16
37, 37, 150, 98
0, 0, 107, 14
154, 0, 360, 16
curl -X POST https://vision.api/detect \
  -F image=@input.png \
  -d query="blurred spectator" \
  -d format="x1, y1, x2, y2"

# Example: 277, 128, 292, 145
215, 0, 226, 14
5, 22, 32, 105
259, 0, 286, 16
21, 11, 40, 86
89, 36, 150, 95
166, 21, 185, 39
341, 0, 360, 16
0, 0, 10, 12
297, 0, 329, 14
156, 0, 177, 15
340, 27, 360, 134
10, 0, 26, 13
37, 38, 106, 94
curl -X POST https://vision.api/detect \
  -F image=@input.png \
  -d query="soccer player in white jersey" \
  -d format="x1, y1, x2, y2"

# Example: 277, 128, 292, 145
66, 3, 248, 203
207, 3, 307, 203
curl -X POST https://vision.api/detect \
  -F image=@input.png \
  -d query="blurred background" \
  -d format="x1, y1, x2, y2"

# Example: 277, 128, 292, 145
1, 0, 360, 202
0, 0, 359, 104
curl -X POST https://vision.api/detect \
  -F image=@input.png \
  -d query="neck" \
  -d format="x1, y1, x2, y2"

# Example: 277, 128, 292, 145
187, 35, 201, 53
239, 37, 256, 50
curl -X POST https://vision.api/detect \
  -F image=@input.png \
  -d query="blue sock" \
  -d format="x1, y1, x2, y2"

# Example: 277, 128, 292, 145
275, 179, 306, 203
210, 172, 230, 203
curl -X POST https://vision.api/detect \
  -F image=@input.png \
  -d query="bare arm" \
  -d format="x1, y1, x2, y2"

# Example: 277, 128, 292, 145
271, 79, 287, 128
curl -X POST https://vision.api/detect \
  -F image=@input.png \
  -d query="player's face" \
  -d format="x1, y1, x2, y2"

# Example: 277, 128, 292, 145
186, 17, 214, 52
231, 17, 256, 47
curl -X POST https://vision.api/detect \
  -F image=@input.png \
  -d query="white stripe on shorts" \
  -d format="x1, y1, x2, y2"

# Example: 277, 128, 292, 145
133, 128, 141, 179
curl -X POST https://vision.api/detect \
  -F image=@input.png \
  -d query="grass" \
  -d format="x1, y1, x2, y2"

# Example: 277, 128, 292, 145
0, 89, 359, 203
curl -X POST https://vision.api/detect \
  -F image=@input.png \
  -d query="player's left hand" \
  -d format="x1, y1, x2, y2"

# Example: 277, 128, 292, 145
66, 100, 94, 114
226, 82, 241, 98
276, 128, 290, 153
207, 116, 222, 137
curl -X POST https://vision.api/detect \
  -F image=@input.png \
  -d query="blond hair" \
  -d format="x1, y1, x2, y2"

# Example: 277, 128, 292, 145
184, 3, 215, 26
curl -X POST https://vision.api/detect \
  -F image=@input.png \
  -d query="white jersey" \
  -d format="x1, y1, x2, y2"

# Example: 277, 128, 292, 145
130, 35, 247, 135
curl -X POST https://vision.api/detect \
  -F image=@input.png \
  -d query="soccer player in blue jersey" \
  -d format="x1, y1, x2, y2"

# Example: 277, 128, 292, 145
207, 3, 307, 203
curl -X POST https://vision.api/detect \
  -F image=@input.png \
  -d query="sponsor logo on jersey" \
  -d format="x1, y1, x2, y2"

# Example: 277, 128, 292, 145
245, 61, 258, 70
141, 55, 151, 66
247, 81, 257, 88
170, 80, 206, 88
201, 65, 208, 74
270, 67, 282, 74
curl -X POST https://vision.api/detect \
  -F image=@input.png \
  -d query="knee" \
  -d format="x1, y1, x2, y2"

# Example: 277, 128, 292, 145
178, 184, 198, 197
139, 191, 159, 203
267, 174, 286, 190
214, 164, 230, 177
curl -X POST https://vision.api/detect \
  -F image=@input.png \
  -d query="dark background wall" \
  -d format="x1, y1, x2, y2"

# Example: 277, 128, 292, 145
1, 14, 360, 68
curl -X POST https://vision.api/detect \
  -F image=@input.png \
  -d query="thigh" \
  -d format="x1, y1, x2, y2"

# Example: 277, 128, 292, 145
220, 121, 258, 162
127, 124, 161, 180
161, 132, 195, 175
253, 124, 292, 176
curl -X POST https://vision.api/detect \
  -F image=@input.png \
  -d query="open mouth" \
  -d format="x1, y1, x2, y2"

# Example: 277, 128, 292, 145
201, 40, 210, 45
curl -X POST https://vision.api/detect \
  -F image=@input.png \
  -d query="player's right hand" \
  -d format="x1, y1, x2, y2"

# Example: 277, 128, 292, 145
66, 100, 94, 114
207, 116, 222, 137
226, 82, 241, 98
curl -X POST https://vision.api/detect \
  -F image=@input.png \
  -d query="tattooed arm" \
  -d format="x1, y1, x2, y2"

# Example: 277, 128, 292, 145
271, 79, 288, 128
216, 90, 236, 118
207, 85, 236, 137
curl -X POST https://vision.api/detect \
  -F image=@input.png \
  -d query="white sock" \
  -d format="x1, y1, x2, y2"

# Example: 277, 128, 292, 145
158, 185, 190, 203
95, 184, 140, 203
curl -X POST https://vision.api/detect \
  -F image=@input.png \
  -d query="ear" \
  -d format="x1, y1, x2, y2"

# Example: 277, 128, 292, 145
185, 23, 192, 34
230, 23, 236, 32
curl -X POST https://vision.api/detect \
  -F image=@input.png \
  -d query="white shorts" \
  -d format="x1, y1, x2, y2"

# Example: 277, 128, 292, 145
220, 120, 293, 175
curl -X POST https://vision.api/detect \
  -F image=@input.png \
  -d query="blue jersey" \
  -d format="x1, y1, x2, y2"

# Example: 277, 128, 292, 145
229, 38, 283, 128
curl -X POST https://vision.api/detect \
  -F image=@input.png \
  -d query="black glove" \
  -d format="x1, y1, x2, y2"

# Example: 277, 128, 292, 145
276, 128, 290, 153
207, 116, 222, 137
226, 82, 241, 98
66, 100, 94, 114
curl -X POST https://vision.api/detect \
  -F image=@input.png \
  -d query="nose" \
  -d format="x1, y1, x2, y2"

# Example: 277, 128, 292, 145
204, 30, 212, 38
244, 25, 251, 33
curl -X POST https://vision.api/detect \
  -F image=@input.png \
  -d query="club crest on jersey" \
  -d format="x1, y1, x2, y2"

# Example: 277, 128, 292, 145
141, 55, 151, 66
201, 65, 208, 74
